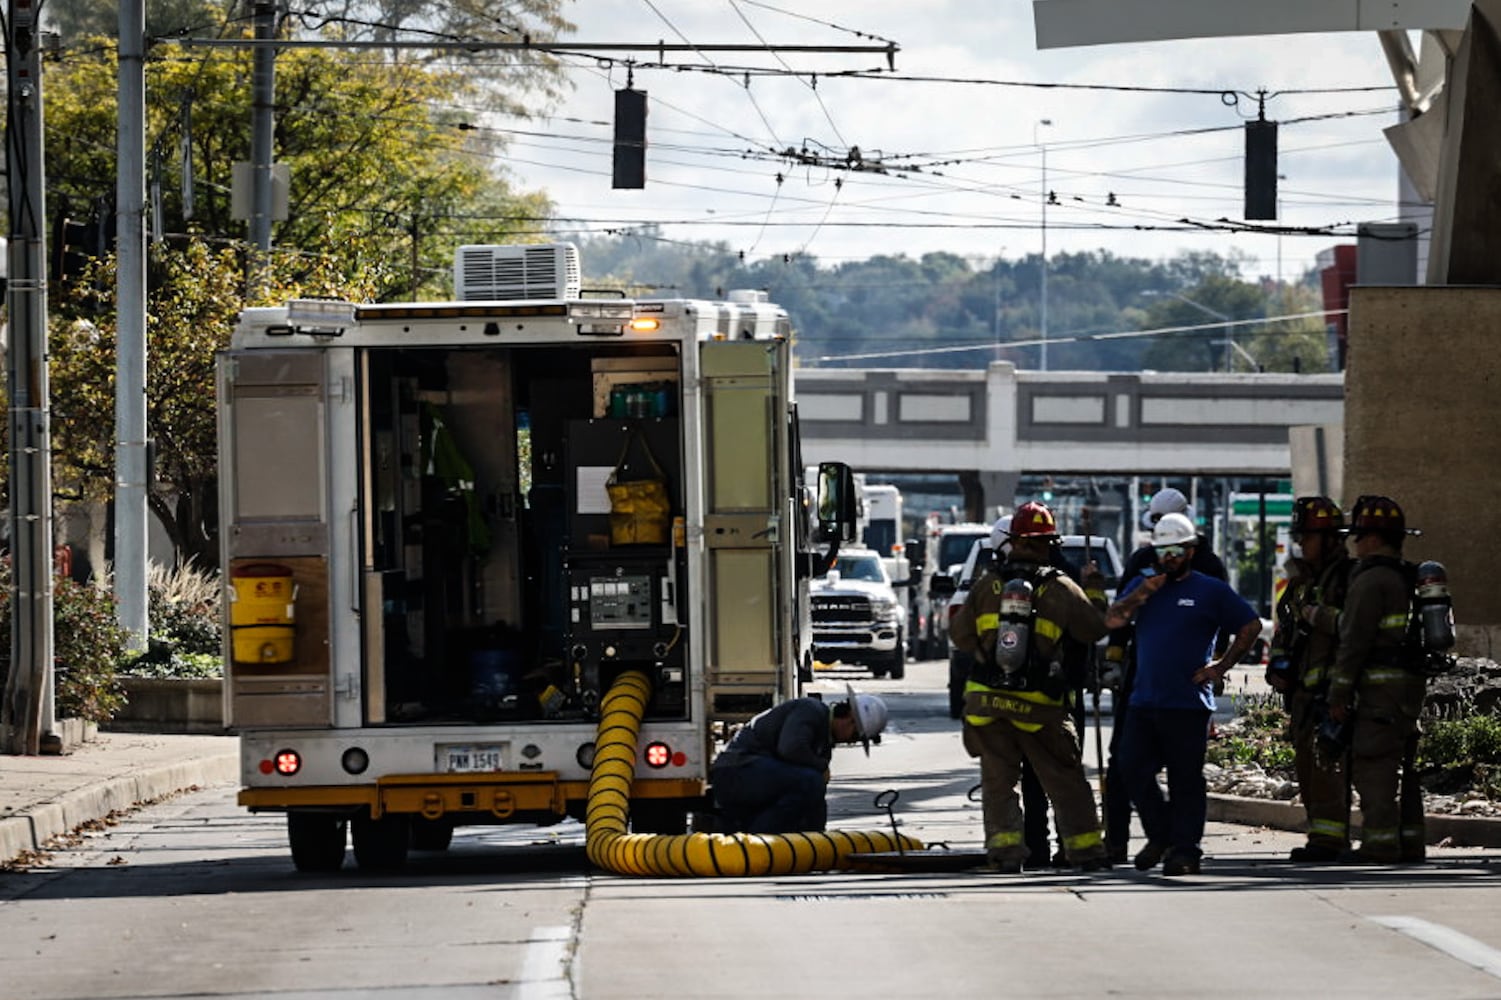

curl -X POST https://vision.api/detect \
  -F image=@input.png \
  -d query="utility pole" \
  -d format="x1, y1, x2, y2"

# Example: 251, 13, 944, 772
115, 0, 149, 650
248, 0, 277, 292
992, 251, 1004, 363
2, 0, 56, 755
1035, 119, 1053, 371
410, 211, 421, 297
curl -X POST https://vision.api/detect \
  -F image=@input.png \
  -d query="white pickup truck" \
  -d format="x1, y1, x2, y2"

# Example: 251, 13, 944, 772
809, 548, 909, 679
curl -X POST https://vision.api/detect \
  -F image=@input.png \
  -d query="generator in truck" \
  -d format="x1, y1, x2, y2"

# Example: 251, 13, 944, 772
218, 243, 856, 871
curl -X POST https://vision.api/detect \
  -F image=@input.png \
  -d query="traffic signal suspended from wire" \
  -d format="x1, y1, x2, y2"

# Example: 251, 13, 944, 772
1244, 91, 1278, 220
613, 86, 647, 189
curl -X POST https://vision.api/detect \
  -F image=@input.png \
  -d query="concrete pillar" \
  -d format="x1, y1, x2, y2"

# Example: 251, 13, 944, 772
1427, 0, 1501, 284
971, 470, 1020, 524
1344, 285, 1501, 654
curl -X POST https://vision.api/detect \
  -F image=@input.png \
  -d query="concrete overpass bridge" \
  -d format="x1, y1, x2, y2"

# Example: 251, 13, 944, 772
796, 361, 1343, 536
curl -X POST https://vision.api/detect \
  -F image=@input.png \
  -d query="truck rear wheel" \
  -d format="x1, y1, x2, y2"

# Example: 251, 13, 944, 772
352, 813, 410, 871
410, 816, 455, 852
287, 813, 347, 873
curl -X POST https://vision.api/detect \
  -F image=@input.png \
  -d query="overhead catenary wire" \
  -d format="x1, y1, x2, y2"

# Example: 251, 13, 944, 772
727, 0, 848, 146
320, 101, 1403, 241
812, 309, 1348, 364
143, 17, 1408, 265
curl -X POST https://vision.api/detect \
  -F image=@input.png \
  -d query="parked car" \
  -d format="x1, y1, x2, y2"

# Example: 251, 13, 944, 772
942, 534, 1125, 719
810, 548, 908, 679
910, 522, 991, 660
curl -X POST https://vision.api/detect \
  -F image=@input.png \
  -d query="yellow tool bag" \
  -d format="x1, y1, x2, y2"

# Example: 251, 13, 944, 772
606, 429, 671, 545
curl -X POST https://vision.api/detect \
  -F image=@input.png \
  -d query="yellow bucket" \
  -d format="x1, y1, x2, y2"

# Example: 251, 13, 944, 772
230, 563, 296, 664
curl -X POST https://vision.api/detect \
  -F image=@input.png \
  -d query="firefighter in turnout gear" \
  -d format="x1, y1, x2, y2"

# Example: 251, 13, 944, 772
1326, 495, 1428, 863
1268, 497, 1355, 862
951, 502, 1112, 872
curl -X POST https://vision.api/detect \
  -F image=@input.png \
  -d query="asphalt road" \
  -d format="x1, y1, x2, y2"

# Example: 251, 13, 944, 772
3, 658, 1501, 999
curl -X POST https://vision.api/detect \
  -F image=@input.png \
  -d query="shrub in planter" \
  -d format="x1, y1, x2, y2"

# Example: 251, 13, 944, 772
1207, 691, 1295, 776
121, 562, 224, 680
147, 562, 222, 657
1418, 706, 1501, 798
123, 648, 223, 680
0, 573, 128, 723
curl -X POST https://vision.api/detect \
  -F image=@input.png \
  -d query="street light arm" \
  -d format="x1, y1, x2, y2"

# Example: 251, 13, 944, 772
1227, 338, 1261, 369
1144, 289, 1229, 322
1141, 289, 1259, 371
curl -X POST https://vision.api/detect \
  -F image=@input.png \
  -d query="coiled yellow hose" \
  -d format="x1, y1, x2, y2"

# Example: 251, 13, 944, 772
585, 669, 923, 876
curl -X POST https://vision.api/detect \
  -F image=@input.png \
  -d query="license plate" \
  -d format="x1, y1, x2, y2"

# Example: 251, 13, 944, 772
439, 744, 505, 773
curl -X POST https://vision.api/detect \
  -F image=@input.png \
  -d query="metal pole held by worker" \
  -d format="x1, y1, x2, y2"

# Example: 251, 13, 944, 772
1082, 507, 1106, 820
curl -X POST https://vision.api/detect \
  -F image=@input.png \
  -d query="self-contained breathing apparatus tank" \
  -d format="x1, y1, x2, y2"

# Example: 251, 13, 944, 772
1415, 560, 1456, 653
992, 577, 1035, 680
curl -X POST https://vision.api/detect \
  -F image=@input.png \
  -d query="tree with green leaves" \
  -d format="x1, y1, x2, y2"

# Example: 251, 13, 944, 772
43, 0, 212, 41
33, 12, 563, 568
48, 24, 555, 296
47, 243, 360, 568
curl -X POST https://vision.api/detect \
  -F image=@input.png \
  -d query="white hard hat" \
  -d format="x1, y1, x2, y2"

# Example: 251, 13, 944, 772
1151, 512, 1198, 547
989, 515, 1013, 551
846, 684, 888, 755
1148, 487, 1188, 519
1143, 487, 1195, 529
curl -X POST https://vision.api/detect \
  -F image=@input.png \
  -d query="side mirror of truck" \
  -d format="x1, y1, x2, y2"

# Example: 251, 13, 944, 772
815, 461, 859, 545
904, 538, 925, 571
929, 573, 956, 599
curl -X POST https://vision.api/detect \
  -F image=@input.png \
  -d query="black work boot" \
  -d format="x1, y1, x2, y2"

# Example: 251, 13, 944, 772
1134, 841, 1168, 871
1288, 843, 1341, 863
985, 850, 1023, 874
1161, 851, 1201, 876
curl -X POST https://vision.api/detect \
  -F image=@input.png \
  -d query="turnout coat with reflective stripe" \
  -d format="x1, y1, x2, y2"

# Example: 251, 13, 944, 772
1328, 545, 1423, 716
951, 561, 1108, 730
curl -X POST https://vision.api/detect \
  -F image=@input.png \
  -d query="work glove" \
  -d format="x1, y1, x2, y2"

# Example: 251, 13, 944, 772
1264, 653, 1294, 692
1095, 644, 1125, 692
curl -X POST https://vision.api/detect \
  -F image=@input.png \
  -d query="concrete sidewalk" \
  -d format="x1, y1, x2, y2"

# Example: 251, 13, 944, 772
0, 731, 238, 865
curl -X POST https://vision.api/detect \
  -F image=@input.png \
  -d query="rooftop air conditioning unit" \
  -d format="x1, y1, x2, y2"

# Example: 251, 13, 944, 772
454, 243, 581, 301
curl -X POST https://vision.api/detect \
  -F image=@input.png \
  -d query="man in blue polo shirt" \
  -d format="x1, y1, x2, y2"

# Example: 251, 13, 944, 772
1104, 512, 1261, 876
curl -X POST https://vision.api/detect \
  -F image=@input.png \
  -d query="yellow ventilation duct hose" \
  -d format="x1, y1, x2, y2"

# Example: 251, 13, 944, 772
584, 669, 923, 876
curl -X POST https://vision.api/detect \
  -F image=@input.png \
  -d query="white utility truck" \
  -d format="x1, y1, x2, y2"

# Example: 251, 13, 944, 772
216, 243, 855, 871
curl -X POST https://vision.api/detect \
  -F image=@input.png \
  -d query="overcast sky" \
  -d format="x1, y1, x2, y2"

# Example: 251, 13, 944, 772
499, 1, 1413, 281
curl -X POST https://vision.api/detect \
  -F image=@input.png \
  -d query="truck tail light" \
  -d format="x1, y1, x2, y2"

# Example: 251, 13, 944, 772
272, 749, 302, 776
643, 741, 672, 768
